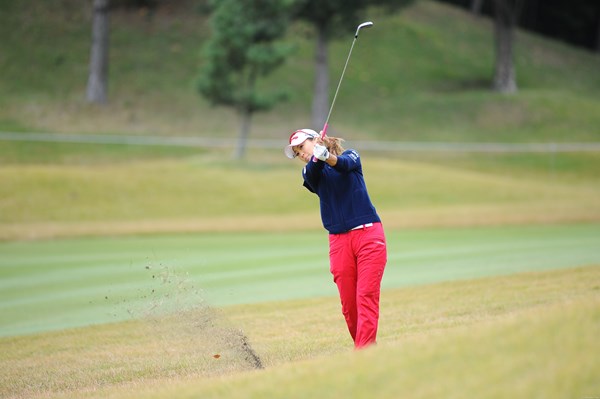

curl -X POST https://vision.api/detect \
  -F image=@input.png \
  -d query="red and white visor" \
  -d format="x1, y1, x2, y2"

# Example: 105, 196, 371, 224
284, 129, 319, 159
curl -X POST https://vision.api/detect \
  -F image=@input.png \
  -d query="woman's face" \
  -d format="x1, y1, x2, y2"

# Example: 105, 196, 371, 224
293, 139, 315, 164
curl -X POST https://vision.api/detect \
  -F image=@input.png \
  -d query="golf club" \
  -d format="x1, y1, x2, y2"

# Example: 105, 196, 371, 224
321, 21, 374, 140
312, 21, 373, 162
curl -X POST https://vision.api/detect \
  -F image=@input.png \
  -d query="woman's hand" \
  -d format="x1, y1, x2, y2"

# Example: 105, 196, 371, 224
313, 144, 330, 161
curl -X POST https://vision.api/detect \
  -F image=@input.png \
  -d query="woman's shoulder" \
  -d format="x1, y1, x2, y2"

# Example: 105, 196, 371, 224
341, 149, 360, 160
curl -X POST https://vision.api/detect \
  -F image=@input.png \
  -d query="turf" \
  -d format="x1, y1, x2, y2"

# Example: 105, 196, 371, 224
1, 265, 598, 399
1, 224, 599, 337
1, 151, 599, 240
1, 1, 599, 396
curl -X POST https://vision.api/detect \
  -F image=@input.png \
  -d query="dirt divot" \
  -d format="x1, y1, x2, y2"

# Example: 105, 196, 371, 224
113, 262, 264, 373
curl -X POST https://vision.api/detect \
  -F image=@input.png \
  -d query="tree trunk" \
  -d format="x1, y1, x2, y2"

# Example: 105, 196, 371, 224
312, 24, 329, 131
595, 9, 600, 53
86, 0, 110, 104
235, 108, 252, 160
493, 0, 517, 93
471, 0, 484, 15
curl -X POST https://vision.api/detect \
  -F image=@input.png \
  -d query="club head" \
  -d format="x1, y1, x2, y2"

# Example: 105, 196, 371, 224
355, 21, 374, 38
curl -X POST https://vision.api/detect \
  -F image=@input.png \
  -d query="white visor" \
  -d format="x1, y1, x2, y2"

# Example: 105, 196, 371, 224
284, 129, 319, 159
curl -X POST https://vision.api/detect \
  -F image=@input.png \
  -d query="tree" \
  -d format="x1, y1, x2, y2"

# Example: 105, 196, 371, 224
294, 0, 358, 130
294, 0, 414, 130
596, 10, 600, 53
86, 0, 110, 104
471, 0, 484, 15
492, 0, 522, 93
439, 0, 600, 52
198, 0, 293, 159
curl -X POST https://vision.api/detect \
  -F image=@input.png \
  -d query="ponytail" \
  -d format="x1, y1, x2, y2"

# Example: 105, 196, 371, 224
320, 136, 345, 156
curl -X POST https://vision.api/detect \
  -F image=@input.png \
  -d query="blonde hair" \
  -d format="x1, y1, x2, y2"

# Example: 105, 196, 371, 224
317, 136, 345, 156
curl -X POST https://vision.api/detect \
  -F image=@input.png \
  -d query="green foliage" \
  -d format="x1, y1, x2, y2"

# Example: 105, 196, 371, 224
198, 0, 294, 113
293, 0, 415, 36
294, 0, 364, 34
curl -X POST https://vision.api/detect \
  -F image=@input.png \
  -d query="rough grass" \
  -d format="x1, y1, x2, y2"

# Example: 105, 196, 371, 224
1, 150, 599, 240
1, 266, 598, 399
0, 308, 264, 399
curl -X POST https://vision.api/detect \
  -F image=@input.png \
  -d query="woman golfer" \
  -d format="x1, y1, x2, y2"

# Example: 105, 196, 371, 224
285, 128, 387, 349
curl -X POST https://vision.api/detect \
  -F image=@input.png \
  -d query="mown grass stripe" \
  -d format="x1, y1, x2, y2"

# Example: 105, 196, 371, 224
1, 224, 599, 337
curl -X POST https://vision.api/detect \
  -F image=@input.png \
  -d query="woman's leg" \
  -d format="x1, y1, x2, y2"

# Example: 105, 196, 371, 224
329, 233, 358, 342
354, 223, 387, 348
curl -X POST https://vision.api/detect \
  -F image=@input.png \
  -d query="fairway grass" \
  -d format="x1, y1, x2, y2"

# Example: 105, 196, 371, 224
1, 266, 598, 399
2, 224, 600, 338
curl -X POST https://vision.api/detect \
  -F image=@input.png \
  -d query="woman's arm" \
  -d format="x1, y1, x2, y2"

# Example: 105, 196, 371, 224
302, 159, 325, 192
332, 150, 360, 172
325, 154, 337, 167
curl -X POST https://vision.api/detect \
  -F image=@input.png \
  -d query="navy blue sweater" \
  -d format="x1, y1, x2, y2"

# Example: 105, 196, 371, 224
302, 149, 381, 234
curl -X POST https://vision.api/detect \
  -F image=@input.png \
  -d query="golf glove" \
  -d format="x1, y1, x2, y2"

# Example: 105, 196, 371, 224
313, 144, 330, 161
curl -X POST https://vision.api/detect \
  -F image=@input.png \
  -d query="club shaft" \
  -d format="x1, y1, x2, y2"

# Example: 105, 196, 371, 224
323, 36, 357, 136
321, 21, 372, 139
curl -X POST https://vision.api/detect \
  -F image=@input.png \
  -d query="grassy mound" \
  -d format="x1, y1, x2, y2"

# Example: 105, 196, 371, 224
1, 265, 598, 399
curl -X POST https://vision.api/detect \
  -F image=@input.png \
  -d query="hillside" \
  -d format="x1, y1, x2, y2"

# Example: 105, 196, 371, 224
1, 0, 599, 142
1, 0, 600, 241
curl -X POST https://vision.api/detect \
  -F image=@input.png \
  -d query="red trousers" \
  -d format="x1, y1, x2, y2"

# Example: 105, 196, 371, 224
329, 222, 387, 349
